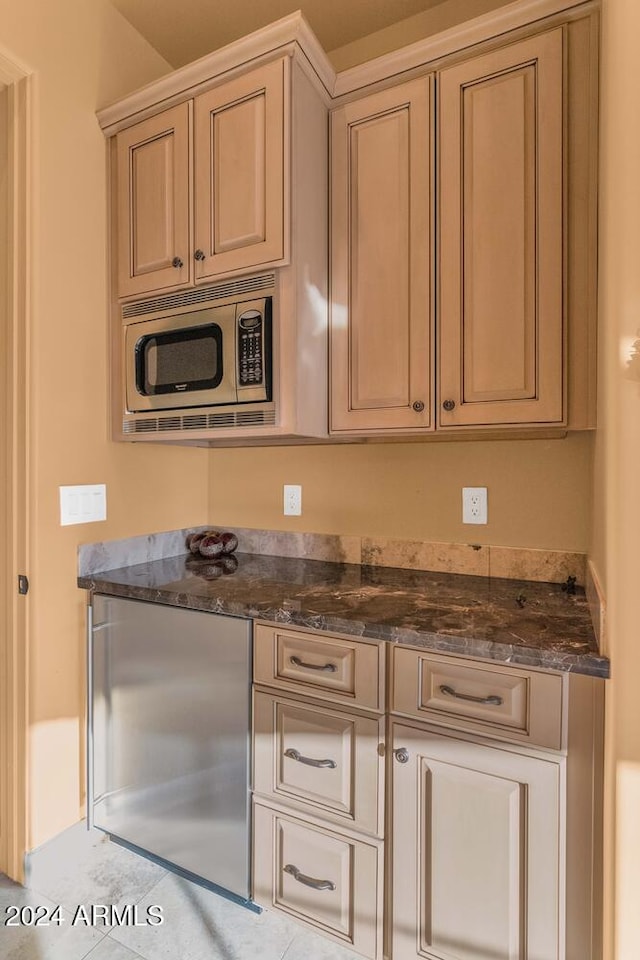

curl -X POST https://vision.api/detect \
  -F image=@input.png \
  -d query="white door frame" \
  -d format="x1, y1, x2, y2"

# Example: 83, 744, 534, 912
0, 50, 32, 883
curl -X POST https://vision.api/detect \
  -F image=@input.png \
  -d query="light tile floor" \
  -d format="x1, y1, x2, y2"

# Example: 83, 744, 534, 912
0, 822, 362, 960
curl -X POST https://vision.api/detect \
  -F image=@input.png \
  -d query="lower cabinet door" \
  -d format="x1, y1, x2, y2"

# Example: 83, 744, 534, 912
391, 723, 561, 960
253, 802, 383, 959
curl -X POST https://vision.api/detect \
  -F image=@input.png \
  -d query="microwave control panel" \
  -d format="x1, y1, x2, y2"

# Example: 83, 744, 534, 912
237, 309, 264, 387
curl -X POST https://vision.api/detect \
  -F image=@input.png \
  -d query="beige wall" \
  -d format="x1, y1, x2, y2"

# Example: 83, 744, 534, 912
598, 0, 640, 956
0, 0, 210, 849
210, 433, 593, 552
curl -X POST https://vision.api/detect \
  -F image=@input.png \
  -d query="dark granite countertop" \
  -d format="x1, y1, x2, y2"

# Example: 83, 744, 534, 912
78, 551, 609, 678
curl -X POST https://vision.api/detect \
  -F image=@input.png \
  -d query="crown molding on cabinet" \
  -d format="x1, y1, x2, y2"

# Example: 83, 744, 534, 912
97, 11, 335, 135
333, 0, 597, 97
97, 0, 597, 134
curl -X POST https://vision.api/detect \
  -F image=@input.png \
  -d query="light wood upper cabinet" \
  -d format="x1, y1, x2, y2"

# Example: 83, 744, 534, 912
194, 59, 286, 279
116, 103, 192, 298
391, 722, 561, 960
115, 58, 287, 300
438, 29, 564, 428
329, 20, 598, 437
330, 77, 433, 434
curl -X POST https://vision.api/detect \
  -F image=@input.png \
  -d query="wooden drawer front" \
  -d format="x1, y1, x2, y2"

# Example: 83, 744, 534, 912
253, 802, 383, 959
254, 624, 383, 710
392, 648, 563, 749
253, 692, 384, 836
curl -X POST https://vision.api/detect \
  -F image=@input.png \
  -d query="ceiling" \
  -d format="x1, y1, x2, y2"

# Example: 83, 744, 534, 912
111, 0, 450, 69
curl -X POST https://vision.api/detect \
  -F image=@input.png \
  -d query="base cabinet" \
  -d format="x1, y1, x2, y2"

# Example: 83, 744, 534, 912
391, 722, 561, 960
252, 623, 385, 959
252, 625, 602, 960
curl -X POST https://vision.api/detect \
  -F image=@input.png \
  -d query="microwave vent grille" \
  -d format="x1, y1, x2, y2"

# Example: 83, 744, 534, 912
122, 273, 276, 319
123, 408, 277, 435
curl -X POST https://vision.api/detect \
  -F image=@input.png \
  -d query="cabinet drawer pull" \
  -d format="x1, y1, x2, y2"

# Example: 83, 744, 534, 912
171, 256, 184, 268
284, 864, 336, 891
284, 748, 337, 769
194, 249, 206, 261
394, 747, 409, 764
289, 655, 337, 673
439, 684, 503, 706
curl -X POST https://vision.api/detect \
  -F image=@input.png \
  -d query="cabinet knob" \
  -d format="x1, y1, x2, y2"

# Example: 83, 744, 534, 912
412, 400, 425, 413
194, 249, 206, 262
394, 747, 409, 764
442, 399, 456, 412
171, 257, 184, 269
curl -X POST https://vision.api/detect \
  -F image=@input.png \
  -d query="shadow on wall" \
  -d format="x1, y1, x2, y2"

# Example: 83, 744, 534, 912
95, 0, 171, 110
623, 335, 640, 383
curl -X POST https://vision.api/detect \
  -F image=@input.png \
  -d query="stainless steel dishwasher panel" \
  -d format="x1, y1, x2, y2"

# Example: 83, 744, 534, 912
90, 594, 252, 899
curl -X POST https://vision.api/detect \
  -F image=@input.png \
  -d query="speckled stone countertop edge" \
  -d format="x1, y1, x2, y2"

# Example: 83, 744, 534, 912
77, 568, 610, 680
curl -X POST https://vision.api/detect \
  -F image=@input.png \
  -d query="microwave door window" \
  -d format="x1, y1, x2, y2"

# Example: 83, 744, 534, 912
136, 325, 223, 396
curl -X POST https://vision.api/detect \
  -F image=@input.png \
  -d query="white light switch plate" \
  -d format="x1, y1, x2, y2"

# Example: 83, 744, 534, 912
60, 484, 107, 526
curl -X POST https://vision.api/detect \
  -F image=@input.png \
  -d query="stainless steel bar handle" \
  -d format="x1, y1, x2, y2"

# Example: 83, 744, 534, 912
439, 684, 503, 706
284, 748, 337, 769
86, 601, 94, 830
284, 864, 336, 891
290, 655, 337, 673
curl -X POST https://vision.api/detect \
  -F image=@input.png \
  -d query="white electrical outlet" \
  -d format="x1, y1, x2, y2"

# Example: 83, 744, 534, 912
462, 487, 488, 525
283, 484, 302, 516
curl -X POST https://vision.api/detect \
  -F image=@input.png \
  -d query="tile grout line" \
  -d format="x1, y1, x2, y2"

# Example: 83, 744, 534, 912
99, 872, 168, 948
81, 936, 147, 960
277, 921, 299, 960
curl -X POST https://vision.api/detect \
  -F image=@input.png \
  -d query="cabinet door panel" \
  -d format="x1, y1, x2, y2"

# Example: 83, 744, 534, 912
439, 30, 563, 426
116, 103, 191, 298
194, 59, 285, 279
214, 94, 267, 253
331, 78, 433, 433
392, 723, 560, 960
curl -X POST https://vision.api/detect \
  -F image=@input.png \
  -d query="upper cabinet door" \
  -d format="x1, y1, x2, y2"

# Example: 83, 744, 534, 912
330, 77, 433, 434
438, 29, 564, 428
116, 103, 192, 299
194, 59, 286, 281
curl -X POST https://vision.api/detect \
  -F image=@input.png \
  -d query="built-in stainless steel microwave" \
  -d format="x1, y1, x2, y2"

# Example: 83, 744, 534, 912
124, 295, 272, 414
